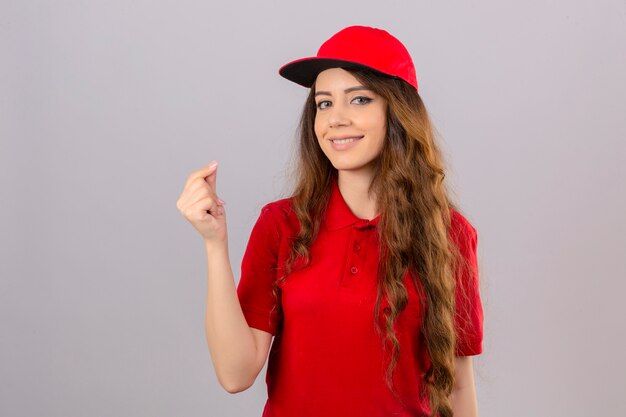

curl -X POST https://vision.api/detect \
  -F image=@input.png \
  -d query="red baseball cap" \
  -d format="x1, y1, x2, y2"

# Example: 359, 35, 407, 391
278, 25, 418, 92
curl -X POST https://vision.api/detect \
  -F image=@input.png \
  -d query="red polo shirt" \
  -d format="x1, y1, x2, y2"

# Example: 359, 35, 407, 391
236, 176, 483, 417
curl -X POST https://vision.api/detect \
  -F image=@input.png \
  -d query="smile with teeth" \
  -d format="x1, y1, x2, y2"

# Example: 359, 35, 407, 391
332, 137, 362, 144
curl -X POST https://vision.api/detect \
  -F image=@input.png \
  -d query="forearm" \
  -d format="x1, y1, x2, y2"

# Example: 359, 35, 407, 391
450, 385, 478, 417
204, 240, 257, 393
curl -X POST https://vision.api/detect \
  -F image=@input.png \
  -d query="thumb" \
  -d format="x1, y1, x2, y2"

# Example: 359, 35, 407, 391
205, 161, 218, 192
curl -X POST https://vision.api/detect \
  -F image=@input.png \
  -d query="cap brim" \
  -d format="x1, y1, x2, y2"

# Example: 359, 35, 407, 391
278, 57, 388, 89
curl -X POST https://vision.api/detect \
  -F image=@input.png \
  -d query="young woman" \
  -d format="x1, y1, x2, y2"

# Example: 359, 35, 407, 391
177, 25, 484, 417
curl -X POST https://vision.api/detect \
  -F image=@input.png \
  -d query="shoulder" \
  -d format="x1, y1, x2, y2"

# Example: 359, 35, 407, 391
449, 207, 478, 244
258, 196, 300, 233
262, 197, 294, 216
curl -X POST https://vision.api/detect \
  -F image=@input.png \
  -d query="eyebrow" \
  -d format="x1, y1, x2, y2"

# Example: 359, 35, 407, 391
314, 86, 372, 97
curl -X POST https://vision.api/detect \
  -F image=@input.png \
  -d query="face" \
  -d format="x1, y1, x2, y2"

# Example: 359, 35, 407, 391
313, 68, 387, 174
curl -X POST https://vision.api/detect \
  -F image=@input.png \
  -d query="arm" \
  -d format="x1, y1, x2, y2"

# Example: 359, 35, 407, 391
204, 241, 260, 393
177, 164, 272, 393
451, 356, 479, 417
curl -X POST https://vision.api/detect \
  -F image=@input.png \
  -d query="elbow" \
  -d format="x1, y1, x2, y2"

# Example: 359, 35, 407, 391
219, 376, 253, 394
224, 383, 250, 394
213, 348, 259, 393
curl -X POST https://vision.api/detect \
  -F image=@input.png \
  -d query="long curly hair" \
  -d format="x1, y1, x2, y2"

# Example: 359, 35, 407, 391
270, 67, 475, 417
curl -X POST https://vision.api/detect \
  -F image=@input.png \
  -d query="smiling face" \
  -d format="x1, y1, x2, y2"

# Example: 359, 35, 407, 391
313, 67, 387, 175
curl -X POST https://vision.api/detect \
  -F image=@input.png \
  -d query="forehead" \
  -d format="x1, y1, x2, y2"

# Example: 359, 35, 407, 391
314, 67, 362, 90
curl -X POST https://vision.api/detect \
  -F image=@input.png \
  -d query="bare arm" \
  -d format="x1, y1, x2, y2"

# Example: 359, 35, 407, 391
204, 241, 272, 393
176, 163, 273, 393
451, 356, 479, 417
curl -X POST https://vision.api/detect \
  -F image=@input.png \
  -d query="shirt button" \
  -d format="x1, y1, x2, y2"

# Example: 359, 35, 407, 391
350, 266, 358, 274
353, 243, 361, 252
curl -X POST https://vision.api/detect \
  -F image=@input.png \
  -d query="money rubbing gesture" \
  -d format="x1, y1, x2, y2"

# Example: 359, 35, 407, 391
176, 161, 227, 244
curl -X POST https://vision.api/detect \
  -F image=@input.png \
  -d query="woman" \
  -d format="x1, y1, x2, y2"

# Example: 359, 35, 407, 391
177, 25, 484, 417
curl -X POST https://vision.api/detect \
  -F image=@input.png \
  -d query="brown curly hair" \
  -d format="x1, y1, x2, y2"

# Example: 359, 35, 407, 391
270, 67, 475, 417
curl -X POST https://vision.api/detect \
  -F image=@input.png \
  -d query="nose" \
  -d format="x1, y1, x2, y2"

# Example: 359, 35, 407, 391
328, 101, 351, 128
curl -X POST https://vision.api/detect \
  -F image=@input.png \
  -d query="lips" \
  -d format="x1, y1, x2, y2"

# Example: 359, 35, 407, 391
328, 135, 364, 142
329, 135, 363, 151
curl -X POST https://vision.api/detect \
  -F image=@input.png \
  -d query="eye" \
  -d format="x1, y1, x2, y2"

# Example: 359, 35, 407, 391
352, 96, 372, 105
316, 100, 331, 110
315, 96, 372, 110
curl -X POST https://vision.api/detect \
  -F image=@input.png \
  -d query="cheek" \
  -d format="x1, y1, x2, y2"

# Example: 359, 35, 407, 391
372, 121, 387, 151
368, 114, 387, 140
314, 117, 325, 142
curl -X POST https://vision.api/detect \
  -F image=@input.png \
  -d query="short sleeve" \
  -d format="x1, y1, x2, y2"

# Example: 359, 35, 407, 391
451, 215, 484, 356
236, 204, 281, 335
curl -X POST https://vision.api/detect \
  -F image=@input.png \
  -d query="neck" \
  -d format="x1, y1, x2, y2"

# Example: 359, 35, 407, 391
336, 171, 379, 220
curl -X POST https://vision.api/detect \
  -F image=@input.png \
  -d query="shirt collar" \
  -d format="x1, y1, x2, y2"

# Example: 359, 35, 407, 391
324, 176, 382, 231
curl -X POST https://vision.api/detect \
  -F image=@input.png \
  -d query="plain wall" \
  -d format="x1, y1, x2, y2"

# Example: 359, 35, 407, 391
1, 0, 625, 416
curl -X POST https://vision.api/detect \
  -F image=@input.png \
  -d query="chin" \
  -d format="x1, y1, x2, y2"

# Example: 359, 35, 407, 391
321, 147, 378, 171
328, 159, 373, 172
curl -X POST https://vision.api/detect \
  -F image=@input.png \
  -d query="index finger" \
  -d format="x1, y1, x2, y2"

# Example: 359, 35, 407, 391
184, 162, 218, 190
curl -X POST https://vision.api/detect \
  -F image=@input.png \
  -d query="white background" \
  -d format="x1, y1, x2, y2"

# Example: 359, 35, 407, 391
1, 1, 625, 416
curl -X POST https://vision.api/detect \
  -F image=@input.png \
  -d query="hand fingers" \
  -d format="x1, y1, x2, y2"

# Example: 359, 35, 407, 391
204, 162, 218, 193
192, 195, 221, 220
178, 162, 224, 212
179, 180, 225, 213
183, 161, 218, 191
